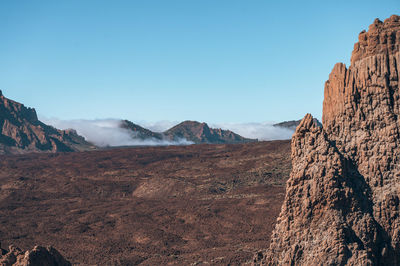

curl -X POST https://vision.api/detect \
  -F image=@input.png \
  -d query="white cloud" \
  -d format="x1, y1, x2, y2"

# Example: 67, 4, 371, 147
135, 120, 179, 132
39, 116, 294, 147
210, 122, 294, 140
39, 117, 193, 147
138, 120, 295, 140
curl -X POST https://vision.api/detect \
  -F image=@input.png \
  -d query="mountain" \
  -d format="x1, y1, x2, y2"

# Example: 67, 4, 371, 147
119, 120, 257, 144
0, 90, 95, 154
120, 119, 163, 140
255, 15, 400, 265
273, 118, 321, 130
163, 120, 257, 144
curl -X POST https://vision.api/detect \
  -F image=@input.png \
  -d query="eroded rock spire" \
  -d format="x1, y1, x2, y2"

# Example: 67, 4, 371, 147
255, 15, 400, 265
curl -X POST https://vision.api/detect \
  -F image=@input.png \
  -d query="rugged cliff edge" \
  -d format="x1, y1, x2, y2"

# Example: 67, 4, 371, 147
0, 91, 95, 154
255, 15, 400, 265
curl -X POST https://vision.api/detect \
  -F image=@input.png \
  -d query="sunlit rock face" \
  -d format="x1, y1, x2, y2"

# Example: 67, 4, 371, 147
255, 15, 400, 265
0, 91, 95, 154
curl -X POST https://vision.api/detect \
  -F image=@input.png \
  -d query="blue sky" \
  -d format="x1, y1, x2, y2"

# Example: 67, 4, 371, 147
0, 0, 399, 123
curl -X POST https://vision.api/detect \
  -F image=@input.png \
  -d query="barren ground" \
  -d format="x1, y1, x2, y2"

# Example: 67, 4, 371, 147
0, 140, 290, 265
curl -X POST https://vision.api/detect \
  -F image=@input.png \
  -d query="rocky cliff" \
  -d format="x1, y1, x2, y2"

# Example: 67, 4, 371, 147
0, 91, 95, 154
256, 15, 400, 265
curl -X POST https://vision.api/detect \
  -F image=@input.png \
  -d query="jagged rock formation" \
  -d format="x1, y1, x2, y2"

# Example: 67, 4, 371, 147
164, 120, 257, 144
0, 245, 71, 266
256, 15, 400, 265
0, 91, 95, 154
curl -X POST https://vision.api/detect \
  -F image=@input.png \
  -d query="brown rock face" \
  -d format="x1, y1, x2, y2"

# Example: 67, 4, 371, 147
351, 15, 400, 65
164, 120, 257, 144
0, 245, 71, 266
0, 91, 95, 154
257, 15, 400, 265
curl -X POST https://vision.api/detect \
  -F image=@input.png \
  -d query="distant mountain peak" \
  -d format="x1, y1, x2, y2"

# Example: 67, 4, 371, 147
164, 120, 256, 144
119, 119, 257, 145
120, 120, 163, 140
0, 91, 95, 154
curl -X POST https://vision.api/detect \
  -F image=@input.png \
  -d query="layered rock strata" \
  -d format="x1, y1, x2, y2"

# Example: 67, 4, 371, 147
256, 15, 400, 265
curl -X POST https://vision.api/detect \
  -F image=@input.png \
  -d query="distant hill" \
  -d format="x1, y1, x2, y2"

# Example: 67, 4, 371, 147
120, 120, 163, 140
0, 90, 95, 154
163, 120, 257, 144
273, 118, 322, 130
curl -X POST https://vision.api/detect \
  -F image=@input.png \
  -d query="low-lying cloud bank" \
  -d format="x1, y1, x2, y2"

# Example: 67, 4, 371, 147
40, 118, 192, 147
40, 117, 295, 147
211, 122, 295, 141
136, 121, 295, 140
135, 120, 180, 133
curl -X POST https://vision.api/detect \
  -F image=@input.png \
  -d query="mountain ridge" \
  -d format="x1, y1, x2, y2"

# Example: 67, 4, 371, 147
0, 90, 95, 154
163, 120, 257, 144
120, 119, 258, 144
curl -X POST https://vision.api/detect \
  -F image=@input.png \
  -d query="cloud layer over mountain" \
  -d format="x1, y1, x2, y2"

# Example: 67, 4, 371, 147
40, 117, 295, 147
40, 118, 192, 147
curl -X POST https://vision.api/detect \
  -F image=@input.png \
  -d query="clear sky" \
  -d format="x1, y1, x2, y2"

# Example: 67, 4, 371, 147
0, 0, 399, 123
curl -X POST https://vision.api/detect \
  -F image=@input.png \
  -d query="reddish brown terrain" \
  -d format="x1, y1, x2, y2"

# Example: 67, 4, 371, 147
0, 140, 290, 265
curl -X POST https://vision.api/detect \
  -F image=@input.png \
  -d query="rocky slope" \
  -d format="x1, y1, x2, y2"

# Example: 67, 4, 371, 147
0, 91, 95, 154
120, 119, 164, 140
256, 15, 400, 265
0, 245, 70, 266
164, 120, 257, 144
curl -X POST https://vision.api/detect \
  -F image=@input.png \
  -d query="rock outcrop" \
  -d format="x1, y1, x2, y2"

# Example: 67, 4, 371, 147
0, 245, 71, 266
0, 91, 95, 154
256, 15, 400, 265
164, 120, 257, 144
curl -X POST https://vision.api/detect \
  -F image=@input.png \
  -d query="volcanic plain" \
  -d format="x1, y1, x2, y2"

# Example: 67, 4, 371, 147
0, 140, 290, 265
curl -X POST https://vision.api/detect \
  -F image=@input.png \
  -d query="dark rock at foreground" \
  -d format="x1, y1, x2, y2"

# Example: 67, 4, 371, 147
0, 245, 71, 266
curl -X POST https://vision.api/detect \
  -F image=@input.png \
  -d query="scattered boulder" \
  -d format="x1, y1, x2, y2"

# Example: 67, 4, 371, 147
0, 245, 71, 266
